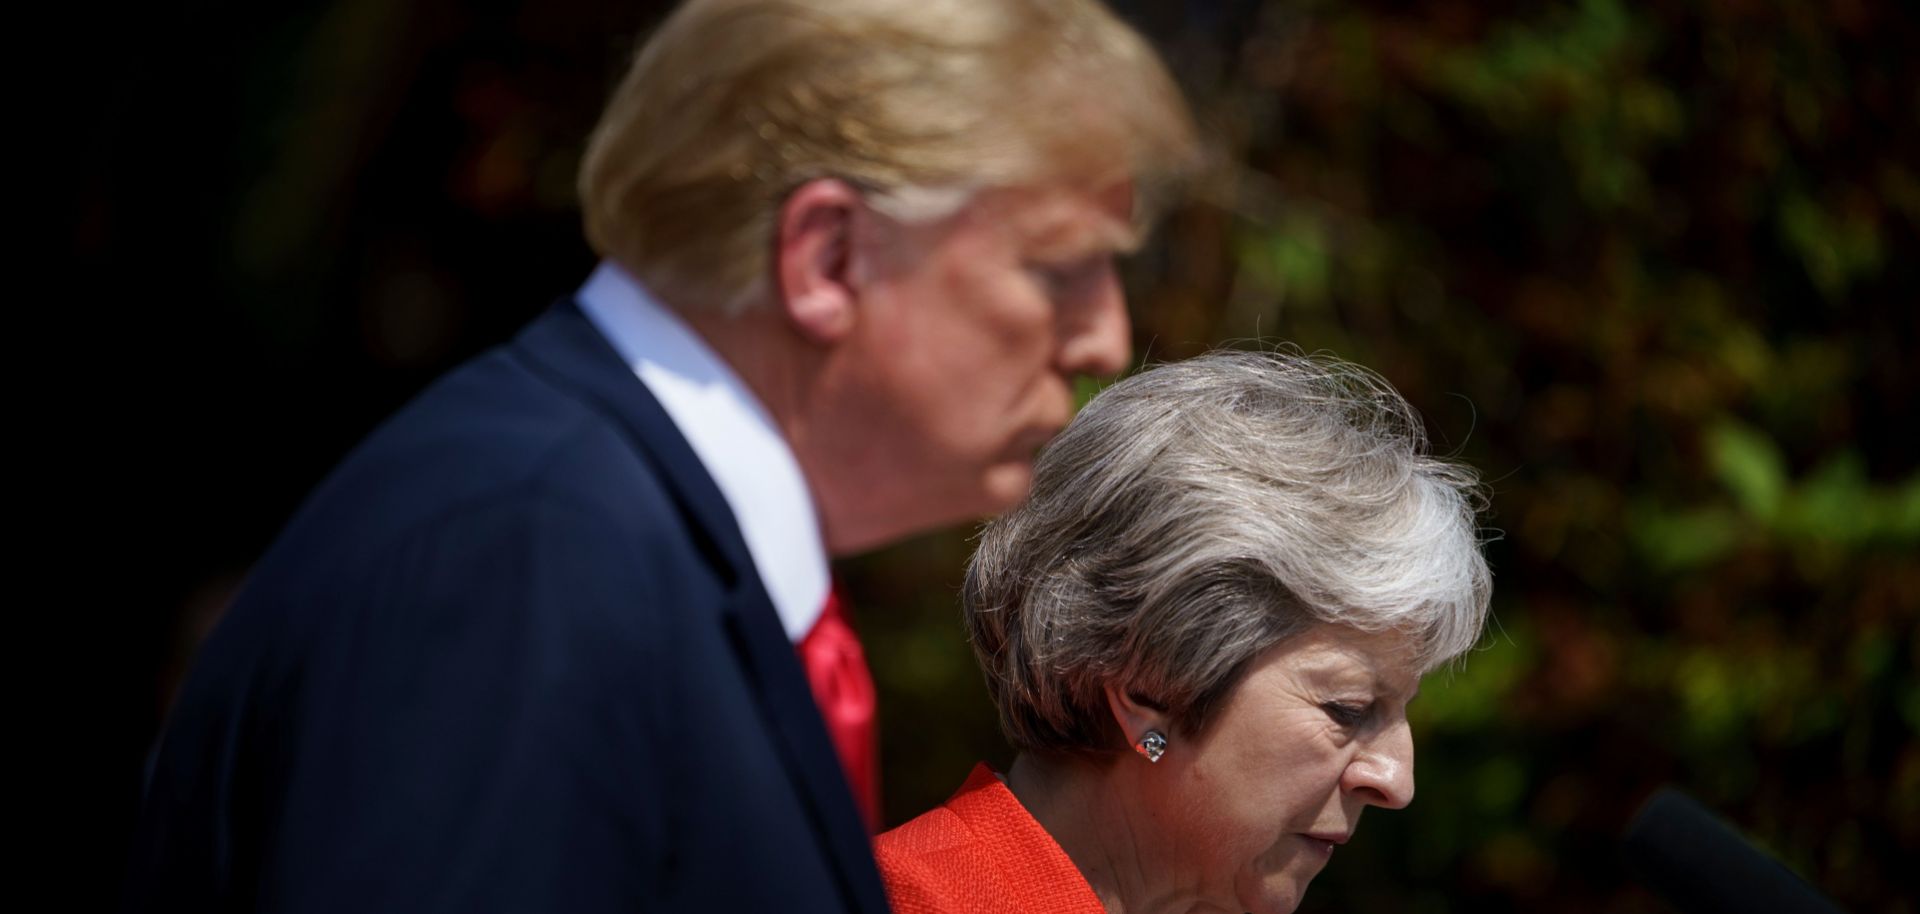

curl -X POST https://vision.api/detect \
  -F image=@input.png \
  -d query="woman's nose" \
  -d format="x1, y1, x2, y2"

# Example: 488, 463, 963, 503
1343, 720, 1415, 810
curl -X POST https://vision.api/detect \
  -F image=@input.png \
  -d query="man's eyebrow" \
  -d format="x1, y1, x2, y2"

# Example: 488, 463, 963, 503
1030, 218, 1141, 259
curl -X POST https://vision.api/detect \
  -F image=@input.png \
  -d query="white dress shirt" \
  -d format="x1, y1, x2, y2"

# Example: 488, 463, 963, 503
576, 260, 829, 642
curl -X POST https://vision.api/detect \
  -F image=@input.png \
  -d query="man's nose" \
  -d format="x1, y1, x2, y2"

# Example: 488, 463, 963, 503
1057, 265, 1130, 379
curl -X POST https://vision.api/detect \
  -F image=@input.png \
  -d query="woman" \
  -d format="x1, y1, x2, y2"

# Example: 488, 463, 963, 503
876, 350, 1492, 914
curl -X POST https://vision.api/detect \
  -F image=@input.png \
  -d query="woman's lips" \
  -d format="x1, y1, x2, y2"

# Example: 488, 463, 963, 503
1301, 832, 1349, 856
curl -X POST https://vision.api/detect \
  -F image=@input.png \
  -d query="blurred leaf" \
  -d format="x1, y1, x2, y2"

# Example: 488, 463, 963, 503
1674, 649, 1732, 739
1782, 451, 1867, 539
1074, 374, 1110, 410
1472, 756, 1528, 815
1240, 211, 1334, 310
1630, 502, 1742, 569
1778, 192, 1886, 300
1852, 632, 1895, 680
1415, 630, 1529, 731
1889, 475, 1920, 540
1707, 420, 1789, 520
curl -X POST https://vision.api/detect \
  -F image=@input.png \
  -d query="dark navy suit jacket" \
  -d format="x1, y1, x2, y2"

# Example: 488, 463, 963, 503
124, 301, 891, 913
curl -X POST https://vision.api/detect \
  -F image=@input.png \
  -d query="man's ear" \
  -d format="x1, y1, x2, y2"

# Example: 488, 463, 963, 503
1104, 683, 1170, 749
774, 179, 866, 345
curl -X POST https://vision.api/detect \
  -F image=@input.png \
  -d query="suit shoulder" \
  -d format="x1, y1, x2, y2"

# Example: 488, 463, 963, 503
218, 342, 727, 684
275, 344, 693, 548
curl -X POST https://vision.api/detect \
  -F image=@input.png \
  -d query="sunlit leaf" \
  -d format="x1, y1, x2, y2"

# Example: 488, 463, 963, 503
1707, 420, 1788, 520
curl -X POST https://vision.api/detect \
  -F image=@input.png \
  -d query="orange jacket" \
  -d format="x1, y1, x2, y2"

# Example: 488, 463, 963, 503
875, 764, 1108, 914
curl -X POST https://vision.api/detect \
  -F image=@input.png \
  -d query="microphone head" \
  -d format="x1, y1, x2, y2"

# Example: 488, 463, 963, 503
1622, 787, 1844, 914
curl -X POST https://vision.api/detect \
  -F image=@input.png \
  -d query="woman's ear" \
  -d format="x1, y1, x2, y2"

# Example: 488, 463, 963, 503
1104, 683, 1170, 750
773, 178, 864, 345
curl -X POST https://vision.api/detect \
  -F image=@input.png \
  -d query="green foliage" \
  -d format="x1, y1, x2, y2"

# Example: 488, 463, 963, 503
1630, 420, 1919, 571
1082, 0, 1917, 910
1414, 629, 1529, 731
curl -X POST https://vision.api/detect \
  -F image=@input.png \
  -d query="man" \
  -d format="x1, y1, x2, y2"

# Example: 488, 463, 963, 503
124, 0, 1196, 911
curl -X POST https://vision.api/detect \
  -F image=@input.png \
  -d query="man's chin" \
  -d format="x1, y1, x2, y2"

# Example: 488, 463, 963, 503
828, 468, 1034, 553
978, 462, 1039, 513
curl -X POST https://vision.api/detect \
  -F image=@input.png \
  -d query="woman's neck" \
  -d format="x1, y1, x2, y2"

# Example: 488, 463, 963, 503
1005, 752, 1211, 914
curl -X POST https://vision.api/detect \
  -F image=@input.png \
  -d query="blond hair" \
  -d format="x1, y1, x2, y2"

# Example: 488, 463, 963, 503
579, 0, 1198, 314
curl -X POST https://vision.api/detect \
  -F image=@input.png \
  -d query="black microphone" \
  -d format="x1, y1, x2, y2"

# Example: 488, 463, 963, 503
1623, 787, 1845, 914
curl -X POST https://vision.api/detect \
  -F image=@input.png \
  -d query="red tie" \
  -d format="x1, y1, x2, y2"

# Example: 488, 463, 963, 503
796, 584, 880, 832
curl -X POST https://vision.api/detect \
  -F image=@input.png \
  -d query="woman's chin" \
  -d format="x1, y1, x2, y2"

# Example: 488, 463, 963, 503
1235, 875, 1308, 914
1236, 848, 1335, 914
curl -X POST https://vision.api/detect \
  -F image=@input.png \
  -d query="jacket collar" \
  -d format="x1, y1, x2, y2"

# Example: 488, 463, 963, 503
508, 299, 889, 914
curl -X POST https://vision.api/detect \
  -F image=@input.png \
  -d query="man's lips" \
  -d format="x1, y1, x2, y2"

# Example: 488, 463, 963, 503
1010, 426, 1065, 458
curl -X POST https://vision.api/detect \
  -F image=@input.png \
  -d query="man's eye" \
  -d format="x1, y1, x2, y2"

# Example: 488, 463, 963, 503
1027, 256, 1107, 294
1322, 702, 1367, 726
1027, 263, 1080, 292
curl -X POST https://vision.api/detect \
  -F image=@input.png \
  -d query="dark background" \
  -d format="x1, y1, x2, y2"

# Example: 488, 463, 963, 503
62, 0, 1916, 910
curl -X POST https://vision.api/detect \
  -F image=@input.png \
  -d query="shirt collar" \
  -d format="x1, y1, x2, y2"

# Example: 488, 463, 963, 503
576, 260, 829, 641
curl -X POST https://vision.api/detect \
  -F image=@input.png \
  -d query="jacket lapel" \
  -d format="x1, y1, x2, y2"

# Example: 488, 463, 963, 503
509, 300, 889, 914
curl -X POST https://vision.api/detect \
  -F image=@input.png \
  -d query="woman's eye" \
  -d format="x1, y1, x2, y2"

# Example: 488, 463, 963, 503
1322, 702, 1368, 726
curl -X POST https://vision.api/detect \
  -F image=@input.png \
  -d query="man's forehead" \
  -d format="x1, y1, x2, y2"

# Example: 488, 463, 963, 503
976, 182, 1141, 255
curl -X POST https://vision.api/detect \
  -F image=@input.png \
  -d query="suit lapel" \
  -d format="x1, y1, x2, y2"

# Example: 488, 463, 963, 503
718, 591, 891, 913
509, 300, 889, 914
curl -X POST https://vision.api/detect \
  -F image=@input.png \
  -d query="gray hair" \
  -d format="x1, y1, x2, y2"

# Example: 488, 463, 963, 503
964, 349, 1492, 755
